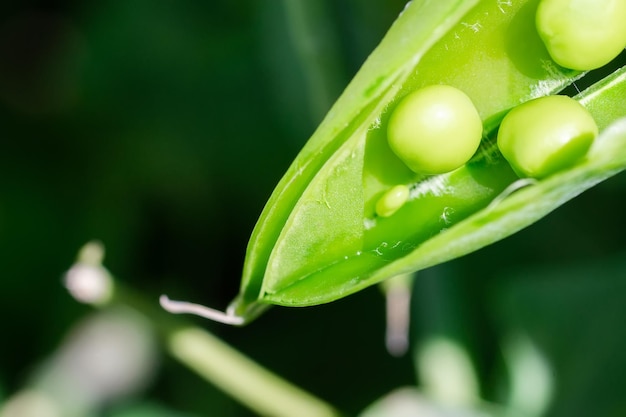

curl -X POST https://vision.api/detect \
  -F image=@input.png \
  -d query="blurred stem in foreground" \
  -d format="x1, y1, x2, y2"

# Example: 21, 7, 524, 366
62, 241, 341, 417
380, 273, 415, 357
0, 307, 157, 417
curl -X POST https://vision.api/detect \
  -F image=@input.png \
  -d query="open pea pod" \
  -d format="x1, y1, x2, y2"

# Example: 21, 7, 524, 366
161, 0, 626, 324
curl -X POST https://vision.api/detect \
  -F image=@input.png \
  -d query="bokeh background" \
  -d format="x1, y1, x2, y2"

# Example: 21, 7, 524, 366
1, 1, 626, 416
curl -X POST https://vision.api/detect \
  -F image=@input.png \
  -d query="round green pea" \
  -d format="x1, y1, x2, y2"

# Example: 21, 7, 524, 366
497, 95, 598, 179
387, 85, 483, 175
376, 185, 410, 218
536, 0, 626, 70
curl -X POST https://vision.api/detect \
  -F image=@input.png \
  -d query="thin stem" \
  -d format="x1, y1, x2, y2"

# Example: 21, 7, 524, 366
65, 242, 341, 417
168, 326, 340, 417
381, 273, 415, 357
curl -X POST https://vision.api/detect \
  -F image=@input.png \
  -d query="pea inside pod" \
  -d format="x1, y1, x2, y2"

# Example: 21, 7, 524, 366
497, 95, 598, 179
375, 185, 410, 218
386, 85, 483, 175
536, 0, 626, 70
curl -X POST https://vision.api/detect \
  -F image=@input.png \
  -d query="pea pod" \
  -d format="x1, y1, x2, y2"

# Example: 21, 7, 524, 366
161, 0, 626, 324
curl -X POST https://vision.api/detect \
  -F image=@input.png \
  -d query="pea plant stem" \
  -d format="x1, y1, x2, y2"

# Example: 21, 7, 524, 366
65, 242, 341, 417
168, 327, 339, 417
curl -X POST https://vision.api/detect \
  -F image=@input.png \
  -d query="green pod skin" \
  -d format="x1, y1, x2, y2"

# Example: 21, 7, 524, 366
536, 0, 626, 70
160, 0, 626, 325
251, 0, 580, 309
497, 95, 598, 178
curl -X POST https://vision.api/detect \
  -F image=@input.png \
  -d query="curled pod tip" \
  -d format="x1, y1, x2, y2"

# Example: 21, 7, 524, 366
536, 0, 626, 70
497, 95, 598, 179
387, 85, 483, 175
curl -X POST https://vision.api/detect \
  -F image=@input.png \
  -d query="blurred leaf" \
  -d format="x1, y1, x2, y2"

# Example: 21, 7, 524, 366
0, 308, 158, 417
494, 251, 626, 417
359, 387, 501, 417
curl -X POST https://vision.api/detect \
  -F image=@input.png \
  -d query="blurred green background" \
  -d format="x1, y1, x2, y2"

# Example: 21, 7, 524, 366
1, 1, 626, 416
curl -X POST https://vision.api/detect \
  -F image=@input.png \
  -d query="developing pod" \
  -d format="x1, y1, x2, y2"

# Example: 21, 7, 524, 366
160, 0, 626, 325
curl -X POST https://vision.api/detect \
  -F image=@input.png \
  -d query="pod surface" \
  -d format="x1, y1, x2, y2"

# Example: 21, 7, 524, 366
210, 0, 626, 323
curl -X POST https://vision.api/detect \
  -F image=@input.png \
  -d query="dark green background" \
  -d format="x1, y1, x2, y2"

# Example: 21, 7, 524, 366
1, 1, 626, 416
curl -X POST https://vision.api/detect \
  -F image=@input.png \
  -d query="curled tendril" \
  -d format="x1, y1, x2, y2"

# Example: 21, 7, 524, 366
159, 295, 245, 326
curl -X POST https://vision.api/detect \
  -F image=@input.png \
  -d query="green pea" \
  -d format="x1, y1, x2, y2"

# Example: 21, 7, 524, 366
387, 85, 483, 175
497, 95, 598, 179
536, 0, 626, 70
375, 185, 410, 218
